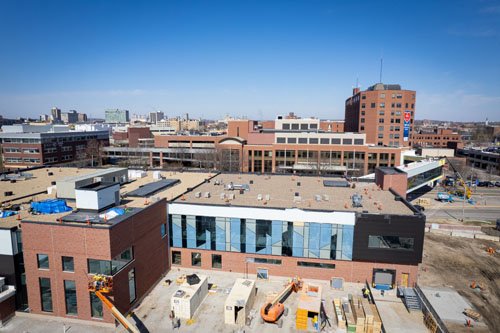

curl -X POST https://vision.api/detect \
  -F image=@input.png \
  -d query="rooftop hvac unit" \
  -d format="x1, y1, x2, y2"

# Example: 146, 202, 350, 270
265, 194, 270, 201
228, 193, 235, 200
195, 191, 201, 198
297, 182, 301, 186
204, 192, 211, 198
322, 194, 330, 201
314, 194, 322, 202
257, 194, 263, 201
220, 193, 226, 200
249, 180, 254, 184
352, 194, 363, 208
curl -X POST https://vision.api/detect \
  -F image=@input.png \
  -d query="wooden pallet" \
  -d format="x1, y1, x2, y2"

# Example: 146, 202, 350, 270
464, 308, 481, 321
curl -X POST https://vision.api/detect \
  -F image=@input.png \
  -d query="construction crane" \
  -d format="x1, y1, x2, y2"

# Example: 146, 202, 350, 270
88, 274, 140, 333
260, 277, 302, 327
444, 157, 472, 199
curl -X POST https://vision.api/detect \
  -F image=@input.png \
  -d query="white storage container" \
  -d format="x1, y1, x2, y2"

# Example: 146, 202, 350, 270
171, 274, 208, 319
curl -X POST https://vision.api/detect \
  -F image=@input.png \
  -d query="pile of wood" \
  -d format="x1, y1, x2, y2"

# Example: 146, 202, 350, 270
333, 295, 382, 333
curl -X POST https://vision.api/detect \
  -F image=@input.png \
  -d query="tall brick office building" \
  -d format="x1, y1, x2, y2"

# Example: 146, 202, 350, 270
345, 83, 416, 147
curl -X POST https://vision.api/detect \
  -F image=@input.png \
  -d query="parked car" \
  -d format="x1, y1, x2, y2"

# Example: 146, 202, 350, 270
495, 181, 500, 187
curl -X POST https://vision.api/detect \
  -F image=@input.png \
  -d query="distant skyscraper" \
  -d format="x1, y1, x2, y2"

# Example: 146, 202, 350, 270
344, 83, 416, 147
105, 109, 130, 123
149, 111, 164, 124
61, 110, 79, 124
51, 107, 61, 123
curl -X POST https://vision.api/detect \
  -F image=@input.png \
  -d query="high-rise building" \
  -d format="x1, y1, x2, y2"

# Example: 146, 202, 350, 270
345, 83, 416, 147
77, 112, 88, 122
50, 107, 61, 123
105, 109, 130, 124
149, 111, 164, 124
61, 110, 79, 124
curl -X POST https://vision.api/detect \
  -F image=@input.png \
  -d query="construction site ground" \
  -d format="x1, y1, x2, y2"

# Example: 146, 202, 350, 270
0, 267, 430, 333
419, 232, 500, 332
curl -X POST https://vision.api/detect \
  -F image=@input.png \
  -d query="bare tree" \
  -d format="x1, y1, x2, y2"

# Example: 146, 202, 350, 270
85, 139, 104, 167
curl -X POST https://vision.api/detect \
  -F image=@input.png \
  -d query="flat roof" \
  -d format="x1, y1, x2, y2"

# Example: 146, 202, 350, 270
175, 174, 413, 215
20, 170, 210, 227
58, 167, 127, 183
225, 279, 256, 306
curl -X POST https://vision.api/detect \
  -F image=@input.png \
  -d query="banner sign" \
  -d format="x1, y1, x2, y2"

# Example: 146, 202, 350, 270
403, 110, 411, 142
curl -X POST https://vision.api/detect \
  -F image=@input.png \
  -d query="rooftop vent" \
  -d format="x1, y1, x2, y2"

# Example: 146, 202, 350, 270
204, 192, 211, 198
249, 180, 254, 184
297, 182, 301, 186
265, 194, 270, 201
314, 194, 322, 202
195, 191, 201, 198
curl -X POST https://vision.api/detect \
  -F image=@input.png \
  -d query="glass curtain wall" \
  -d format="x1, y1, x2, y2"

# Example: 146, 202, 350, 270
169, 214, 353, 260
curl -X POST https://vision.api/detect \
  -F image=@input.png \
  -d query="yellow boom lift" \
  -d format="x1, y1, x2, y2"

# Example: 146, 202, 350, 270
445, 157, 472, 199
88, 274, 140, 333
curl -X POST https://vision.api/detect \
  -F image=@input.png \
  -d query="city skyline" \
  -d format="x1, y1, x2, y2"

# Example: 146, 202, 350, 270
1, 0, 499, 121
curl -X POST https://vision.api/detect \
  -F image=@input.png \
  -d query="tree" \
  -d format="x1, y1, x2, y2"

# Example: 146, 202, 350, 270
85, 139, 104, 167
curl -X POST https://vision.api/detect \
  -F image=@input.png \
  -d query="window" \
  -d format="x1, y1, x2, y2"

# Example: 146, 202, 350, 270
287, 138, 297, 144
370, 103, 376, 108
378, 119, 384, 123
297, 261, 335, 269
379, 103, 385, 108
128, 269, 136, 304
361, 118, 365, 123
309, 138, 318, 144
212, 254, 222, 269
64, 280, 78, 315
378, 134, 384, 139
291, 124, 299, 130
320, 138, 329, 144
62, 256, 74, 272
354, 139, 364, 145
378, 126, 384, 131
39, 278, 53, 312
161, 223, 167, 238
360, 126, 365, 131
300, 124, 308, 130
361, 94, 366, 99
298, 138, 307, 144
247, 257, 282, 265
276, 137, 286, 144
342, 139, 352, 145
361, 111, 365, 116
361, 103, 365, 109
172, 251, 181, 265
88, 247, 134, 275
37, 254, 49, 269
368, 235, 414, 250
191, 252, 201, 266
310, 123, 318, 129
378, 110, 385, 116
90, 292, 103, 318
332, 138, 341, 144
282, 123, 290, 130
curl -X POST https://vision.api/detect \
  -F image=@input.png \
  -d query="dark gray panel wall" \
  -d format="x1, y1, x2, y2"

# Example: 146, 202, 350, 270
352, 213, 426, 265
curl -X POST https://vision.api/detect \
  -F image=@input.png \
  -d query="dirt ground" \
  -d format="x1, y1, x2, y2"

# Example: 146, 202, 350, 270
419, 233, 500, 332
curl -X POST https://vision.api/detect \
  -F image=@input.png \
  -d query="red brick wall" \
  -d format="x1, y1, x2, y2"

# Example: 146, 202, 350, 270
170, 248, 419, 287
128, 127, 152, 148
375, 169, 408, 197
21, 199, 169, 323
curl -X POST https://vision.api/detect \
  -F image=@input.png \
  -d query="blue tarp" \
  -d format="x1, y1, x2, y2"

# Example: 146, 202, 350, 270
0, 210, 17, 218
30, 199, 72, 214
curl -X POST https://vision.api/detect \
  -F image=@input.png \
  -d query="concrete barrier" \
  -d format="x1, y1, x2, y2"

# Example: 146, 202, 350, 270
429, 229, 452, 236
451, 231, 475, 239
474, 234, 500, 242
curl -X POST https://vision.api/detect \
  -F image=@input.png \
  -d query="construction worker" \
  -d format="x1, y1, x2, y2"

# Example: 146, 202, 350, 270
363, 288, 371, 299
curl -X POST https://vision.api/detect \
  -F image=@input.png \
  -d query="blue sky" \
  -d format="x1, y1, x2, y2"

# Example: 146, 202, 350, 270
0, 0, 499, 121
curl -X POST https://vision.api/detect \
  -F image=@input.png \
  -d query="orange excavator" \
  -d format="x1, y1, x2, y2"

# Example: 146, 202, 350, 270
88, 274, 140, 333
260, 277, 302, 328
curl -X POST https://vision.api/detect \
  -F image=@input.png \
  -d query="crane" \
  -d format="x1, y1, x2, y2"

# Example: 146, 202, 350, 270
260, 277, 302, 327
88, 274, 140, 333
445, 157, 472, 199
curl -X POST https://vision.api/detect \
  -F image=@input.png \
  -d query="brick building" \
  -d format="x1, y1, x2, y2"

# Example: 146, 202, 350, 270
410, 128, 464, 150
167, 173, 425, 288
345, 83, 416, 147
0, 124, 109, 169
18, 169, 208, 324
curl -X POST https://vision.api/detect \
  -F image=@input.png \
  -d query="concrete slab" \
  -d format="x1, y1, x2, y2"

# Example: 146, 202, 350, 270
419, 286, 472, 324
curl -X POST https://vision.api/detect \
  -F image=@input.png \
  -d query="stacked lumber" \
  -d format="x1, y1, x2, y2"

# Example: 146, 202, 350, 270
342, 296, 357, 332
370, 304, 382, 333
349, 296, 366, 333
361, 298, 374, 333
333, 298, 346, 329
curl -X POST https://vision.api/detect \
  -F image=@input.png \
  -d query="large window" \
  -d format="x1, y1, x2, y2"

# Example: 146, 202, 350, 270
169, 216, 354, 261
88, 247, 134, 275
62, 256, 74, 272
368, 235, 415, 250
212, 254, 222, 269
90, 292, 103, 318
172, 251, 182, 265
64, 280, 78, 315
37, 254, 49, 270
39, 278, 53, 312
191, 252, 201, 266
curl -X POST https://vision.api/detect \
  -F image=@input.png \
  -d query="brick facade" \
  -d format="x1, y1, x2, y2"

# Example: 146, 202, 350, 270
22, 199, 169, 323
170, 247, 419, 287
